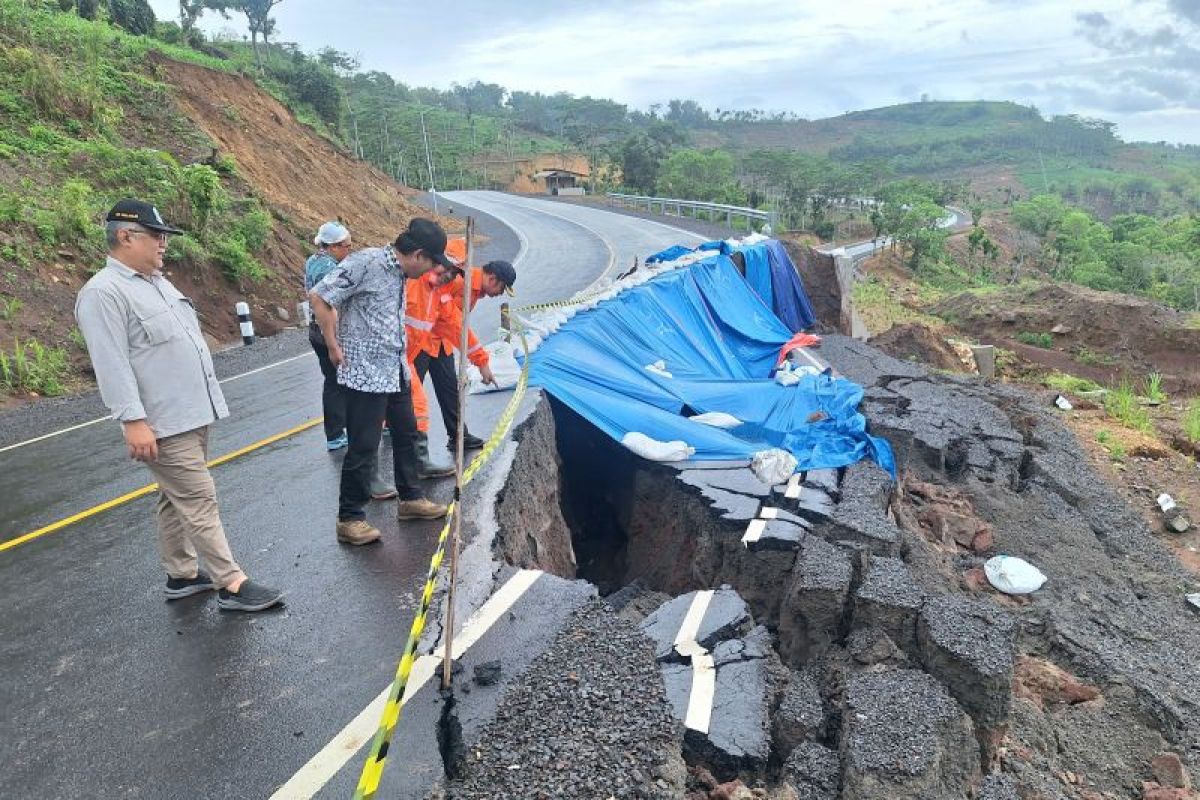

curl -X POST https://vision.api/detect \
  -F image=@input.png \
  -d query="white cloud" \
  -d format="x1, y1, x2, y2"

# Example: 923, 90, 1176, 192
145, 0, 1200, 144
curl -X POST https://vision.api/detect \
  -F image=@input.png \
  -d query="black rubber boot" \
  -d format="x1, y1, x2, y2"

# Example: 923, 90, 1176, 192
417, 432, 455, 479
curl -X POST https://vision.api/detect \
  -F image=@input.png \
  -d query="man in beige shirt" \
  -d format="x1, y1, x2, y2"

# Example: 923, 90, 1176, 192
75, 199, 282, 612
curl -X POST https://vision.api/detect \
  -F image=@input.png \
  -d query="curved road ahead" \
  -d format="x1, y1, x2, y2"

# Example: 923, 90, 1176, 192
0, 194, 703, 800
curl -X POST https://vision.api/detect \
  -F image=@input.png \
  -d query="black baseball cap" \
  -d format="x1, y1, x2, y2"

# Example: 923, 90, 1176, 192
105, 198, 183, 235
483, 259, 516, 294
399, 218, 454, 269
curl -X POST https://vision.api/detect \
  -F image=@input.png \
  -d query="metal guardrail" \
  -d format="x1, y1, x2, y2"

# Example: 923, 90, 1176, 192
608, 193, 777, 231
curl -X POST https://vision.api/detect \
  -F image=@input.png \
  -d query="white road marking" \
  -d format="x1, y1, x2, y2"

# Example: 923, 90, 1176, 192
760, 507, 779, 520
742, 518, 767, 546
784, 473, 802, 500
0, 351, 315, 454
671, 589, 716, 735
269, 569, 544, 800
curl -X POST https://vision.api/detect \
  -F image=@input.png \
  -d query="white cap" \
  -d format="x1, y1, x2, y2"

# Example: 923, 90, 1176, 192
314, 221, 350, 246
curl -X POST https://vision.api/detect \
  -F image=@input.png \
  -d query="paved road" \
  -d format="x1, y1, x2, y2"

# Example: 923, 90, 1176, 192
0, 194, 700, 800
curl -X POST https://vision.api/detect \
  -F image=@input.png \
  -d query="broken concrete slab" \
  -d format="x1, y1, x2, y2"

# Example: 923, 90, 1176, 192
742, 514, 812, 552
804, 468, 841, 500
840, 669, 981, 800
846, 626, 905, 666
772, 474, 837, 522
918, 594, 1016, 728
679, 467, 774, 499
854, 556, 925, 652
778, 536, 855, 667
781, 741, 840, 800
639, 587, 752, 663
773, 667, 825, 754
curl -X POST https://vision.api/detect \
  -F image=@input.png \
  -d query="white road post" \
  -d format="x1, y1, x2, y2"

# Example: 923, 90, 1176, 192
236, 301, 255, 345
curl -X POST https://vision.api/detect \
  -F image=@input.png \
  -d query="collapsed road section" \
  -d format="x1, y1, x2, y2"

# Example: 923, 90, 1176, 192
379, 235, 1200, 799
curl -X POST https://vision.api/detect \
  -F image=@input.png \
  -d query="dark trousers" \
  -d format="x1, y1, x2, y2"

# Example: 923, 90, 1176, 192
339, 383, 422, 520
413, 347, 467, 438
309, 324, 347, 441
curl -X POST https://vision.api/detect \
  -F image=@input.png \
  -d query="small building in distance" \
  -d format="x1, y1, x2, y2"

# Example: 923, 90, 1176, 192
533, 168, 588, 195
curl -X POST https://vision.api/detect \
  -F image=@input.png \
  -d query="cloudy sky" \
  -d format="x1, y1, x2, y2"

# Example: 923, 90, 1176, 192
148, 0, 1200, 145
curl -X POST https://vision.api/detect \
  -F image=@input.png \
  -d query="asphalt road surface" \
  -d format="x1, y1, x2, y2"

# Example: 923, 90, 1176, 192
0, 193, 703, 800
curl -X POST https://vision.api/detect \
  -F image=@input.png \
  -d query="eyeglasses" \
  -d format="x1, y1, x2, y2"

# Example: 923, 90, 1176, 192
128, 230, 169, 243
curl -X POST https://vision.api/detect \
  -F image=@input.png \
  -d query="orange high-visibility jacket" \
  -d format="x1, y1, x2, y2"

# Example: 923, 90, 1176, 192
404, 270, 489, 368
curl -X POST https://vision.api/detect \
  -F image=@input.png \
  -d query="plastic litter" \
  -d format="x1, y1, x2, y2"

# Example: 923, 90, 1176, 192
1158, 493, 1177, 513
621, 431, 695, 462
689, 412, 743, 429
1187, 593, 1200, 614
750, 448, 798, 485
984, 555, 1047, 595
1053, 394, 1073, 411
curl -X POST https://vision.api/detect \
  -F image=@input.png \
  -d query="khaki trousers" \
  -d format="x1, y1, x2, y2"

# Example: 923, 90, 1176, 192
146, 426, 244, 588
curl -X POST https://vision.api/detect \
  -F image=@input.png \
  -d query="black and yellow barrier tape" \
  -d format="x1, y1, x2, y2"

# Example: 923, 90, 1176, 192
352, 338, 531, 800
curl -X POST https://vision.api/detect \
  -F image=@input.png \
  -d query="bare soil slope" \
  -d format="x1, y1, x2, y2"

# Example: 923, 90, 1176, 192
162, 56, 441, 249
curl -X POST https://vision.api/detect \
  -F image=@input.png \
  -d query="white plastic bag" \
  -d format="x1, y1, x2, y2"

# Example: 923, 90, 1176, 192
621, 432, 695, 462
775, 370, 800, 387
690, 412, 742, 429
751, 449, 798, 485
984, 556, 1047, 595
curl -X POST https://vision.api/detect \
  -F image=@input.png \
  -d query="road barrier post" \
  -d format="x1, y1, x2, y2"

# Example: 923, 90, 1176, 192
236, 301, 255, 345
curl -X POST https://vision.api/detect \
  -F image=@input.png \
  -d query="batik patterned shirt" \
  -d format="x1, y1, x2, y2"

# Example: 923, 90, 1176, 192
312, 245, 408, 394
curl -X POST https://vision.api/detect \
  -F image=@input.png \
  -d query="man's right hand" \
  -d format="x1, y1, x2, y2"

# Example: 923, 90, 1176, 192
122, 420, 158, 462
328, 340, 345, 367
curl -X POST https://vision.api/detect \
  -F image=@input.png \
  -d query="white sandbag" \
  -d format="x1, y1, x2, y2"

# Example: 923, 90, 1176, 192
621, 432, 695, 462
984, 556, 1047, 595
775, 370, 800, 387
467, 341, 522, 394
751, 449, 797, 485
690, 412, 742, 429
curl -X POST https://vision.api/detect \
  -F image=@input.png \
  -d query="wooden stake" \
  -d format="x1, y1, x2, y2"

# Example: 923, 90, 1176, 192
442, 216, 474, 690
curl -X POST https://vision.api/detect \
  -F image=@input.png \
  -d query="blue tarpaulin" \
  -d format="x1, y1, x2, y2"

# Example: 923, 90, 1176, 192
529, 243, 894, 477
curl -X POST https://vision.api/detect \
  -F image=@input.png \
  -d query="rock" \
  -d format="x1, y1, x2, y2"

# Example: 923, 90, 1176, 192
840, 669, 980, 800
472, 660, 501, 686
1051, 323, 1072, 334
711, 780, 754, 800
1142, 783, 1198, 800
963, 567, 990, 593
275, 305, 290, 321
773, 668, 824, 753
690, 765, 718, 790
1013, 656, 1100, 710
1152, 753, 1192, 790
971, 527, 995, 554
781, 742, 839, 800
778, 537, 853, 666
846, 627, 901, 666
977, 773, 1020, 800
917, 595, 1016, 728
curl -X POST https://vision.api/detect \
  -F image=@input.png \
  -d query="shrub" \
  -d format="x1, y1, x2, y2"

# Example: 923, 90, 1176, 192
211, 235, 266, 283
180, 163, 226, 233
1045, 372, 1101, 394
1104, 379, 1153, 433
1143, 372, 1167, 404
1016, 331, 1053, 348
164, 233, 206, 264
0, 337, 70, 396
1182, 400, 1200, 444
232, 200, 272, 251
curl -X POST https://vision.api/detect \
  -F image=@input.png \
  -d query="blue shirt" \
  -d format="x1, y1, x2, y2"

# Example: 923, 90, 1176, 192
312, 246, 408, 394
304, 251, 339, 292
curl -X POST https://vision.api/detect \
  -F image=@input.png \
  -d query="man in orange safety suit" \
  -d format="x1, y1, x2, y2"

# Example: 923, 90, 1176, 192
412, 238, 514, 455
403, 238, 515, 474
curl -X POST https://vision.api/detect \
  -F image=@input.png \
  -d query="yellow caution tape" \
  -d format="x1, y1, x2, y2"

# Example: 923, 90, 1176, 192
352, 335, 531, 800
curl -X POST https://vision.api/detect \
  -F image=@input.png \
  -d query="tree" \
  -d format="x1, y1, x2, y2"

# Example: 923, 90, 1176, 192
179, 0, 231, 34
234, 0, 284, 73
107, 0, 156, 35
657, 149, 744, 204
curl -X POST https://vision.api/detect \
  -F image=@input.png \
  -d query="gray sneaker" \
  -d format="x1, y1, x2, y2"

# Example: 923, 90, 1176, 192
218, 580, 284, 612
164, 571, 216, 600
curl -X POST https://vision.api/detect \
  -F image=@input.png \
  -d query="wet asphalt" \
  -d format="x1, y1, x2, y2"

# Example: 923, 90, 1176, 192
0, 193, 699, 800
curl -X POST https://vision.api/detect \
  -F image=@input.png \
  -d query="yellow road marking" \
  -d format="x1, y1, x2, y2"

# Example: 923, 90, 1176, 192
0, 417, 323, 554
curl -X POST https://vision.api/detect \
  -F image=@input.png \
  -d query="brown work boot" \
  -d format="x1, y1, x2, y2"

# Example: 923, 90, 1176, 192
336, 519, 381, 546
396, 497, 449, 520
